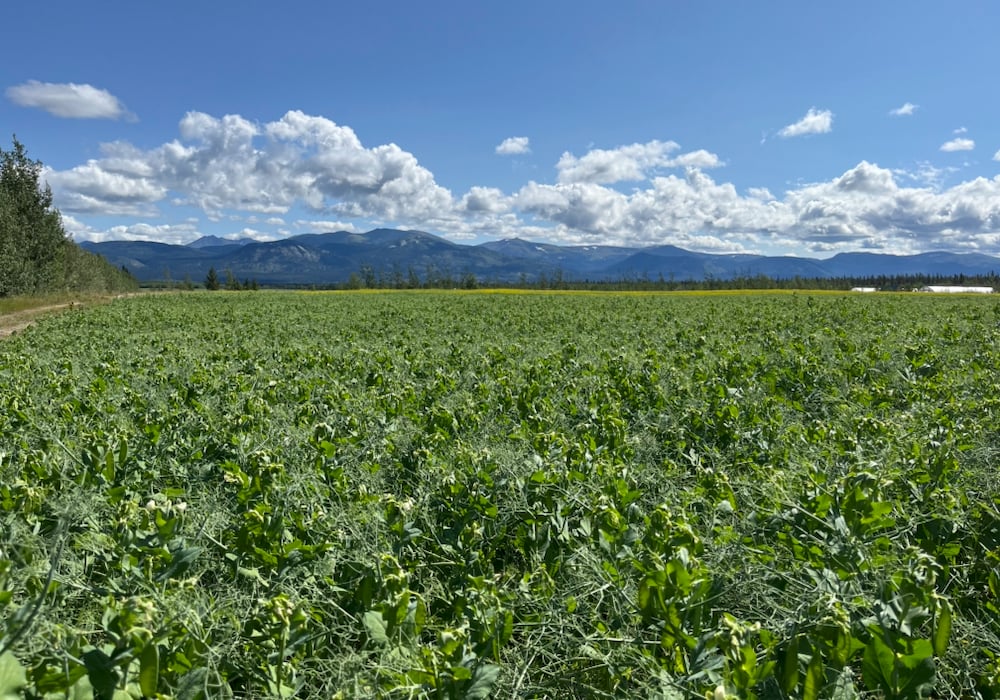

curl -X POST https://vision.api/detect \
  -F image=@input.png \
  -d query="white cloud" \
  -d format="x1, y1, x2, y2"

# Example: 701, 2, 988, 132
556, 141, 664, 184
5, 80, 133, 120
893, 161, 958, 188
940, 138, 975, 152
227, 227, 281, 242
889, 102, 918, 117
555, 141, 723, 185
994, 149, 1000, 162
954, 126, 968, 135
69, 220, 203, 244
46, 109, 1000, 257
44, 162, 164, 216
293, 219, 360, 232
507, 160, 1000, 256
61, 215, 99, 241
496, 136, 530, 155
778, 108, 833, 138
557, 141, 678, 184
48, 109, 455, 224
671, 149, 724, 169
459, 186, 510, 214
517, 181, 629, 234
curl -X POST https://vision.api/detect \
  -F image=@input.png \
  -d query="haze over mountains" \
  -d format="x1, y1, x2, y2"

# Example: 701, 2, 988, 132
81, 229, 1000, 286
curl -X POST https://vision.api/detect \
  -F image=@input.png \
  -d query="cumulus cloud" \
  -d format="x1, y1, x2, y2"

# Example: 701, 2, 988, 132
506, 159, 1000, 255
68, 219, 204, 244
994, 149, 1000, 162
554, 141, 722, 185
46, 109, 1000, 256
294, 219, 360, 232
44, 161, 164, 217
226, 227, 282, 242
893, 161, 958, 188
889, 102, 918, 116
496, 136, 530, 155
747, 187, 775, 201
940, 138, 975, 152
47, 109, 455, 225
6, 80, 134, 120
671, 149, 724, 169
557, 141, 678, 184
778, 108, 833, 138
459, 187, 510, 214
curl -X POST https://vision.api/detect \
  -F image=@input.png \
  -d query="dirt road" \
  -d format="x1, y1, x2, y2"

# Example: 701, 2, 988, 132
0, 302, 78, 339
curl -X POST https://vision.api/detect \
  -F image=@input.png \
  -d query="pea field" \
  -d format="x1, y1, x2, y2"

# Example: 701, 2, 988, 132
2, 290, 1000, 699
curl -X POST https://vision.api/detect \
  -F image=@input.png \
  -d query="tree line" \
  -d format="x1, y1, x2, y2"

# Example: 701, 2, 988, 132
302, 266, 1000, 292
0, 137, 137, 297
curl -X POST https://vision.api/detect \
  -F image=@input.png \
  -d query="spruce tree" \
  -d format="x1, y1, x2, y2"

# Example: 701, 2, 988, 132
205, 267, 220, 290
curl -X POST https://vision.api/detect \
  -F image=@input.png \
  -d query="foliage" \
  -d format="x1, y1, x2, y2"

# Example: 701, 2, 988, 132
1, 290, 999, 697
0, 137, 137, 297
204, 267, 220, 291
0, 138, 66, 296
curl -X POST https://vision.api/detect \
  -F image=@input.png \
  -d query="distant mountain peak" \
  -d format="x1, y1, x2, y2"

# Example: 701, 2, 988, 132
187, 235, 255, 249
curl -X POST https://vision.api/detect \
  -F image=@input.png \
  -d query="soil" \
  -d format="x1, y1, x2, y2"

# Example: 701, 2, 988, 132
0, 292, 147, 340
0, 302, 79, 339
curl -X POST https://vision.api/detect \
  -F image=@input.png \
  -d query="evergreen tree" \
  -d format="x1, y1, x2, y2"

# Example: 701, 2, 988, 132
224, 268, 241, 290
205, 267, 220, 290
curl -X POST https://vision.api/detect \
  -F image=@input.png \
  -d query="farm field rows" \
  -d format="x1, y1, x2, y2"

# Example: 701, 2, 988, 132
1, 290, 999, 698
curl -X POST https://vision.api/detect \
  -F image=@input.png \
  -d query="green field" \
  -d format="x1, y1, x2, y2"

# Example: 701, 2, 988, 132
2, 291, 999, 698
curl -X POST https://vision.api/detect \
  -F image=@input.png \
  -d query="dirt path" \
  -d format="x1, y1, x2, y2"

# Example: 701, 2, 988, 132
0, 292, 150, 340
0, 302, 79, 339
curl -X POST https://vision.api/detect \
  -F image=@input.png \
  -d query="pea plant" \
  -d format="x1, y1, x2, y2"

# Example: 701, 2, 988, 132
1, 290, 998, 697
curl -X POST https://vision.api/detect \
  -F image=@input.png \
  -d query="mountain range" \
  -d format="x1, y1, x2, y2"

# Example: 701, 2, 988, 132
80, 229, 1000, 286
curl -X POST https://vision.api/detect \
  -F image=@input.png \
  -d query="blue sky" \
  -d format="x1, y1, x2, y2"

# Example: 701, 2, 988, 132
3, 1, 1000, 256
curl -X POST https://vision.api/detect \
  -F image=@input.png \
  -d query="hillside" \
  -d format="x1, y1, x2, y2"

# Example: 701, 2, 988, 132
81, 229, 1000, 286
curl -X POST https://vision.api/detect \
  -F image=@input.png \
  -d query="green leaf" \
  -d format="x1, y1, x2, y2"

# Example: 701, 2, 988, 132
82, 648, 118, 699
933, 600, 952, 657
139, 642, 159, 697
174, 667, 209, 700
803, 652, 823, 700
67, 675, 95, 700
0, 651, 27, 700
499, 609, 514, 648
898, 654, 936, 699
363, 610, 388, 645
862, 633, 895, 696
154, 546, 202, 582
465, 663, 499, 700
779, 636, 799, 694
